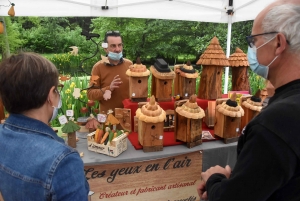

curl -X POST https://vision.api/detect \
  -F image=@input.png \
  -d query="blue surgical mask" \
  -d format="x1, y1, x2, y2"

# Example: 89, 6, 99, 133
247, 37, 278, 79
50, 95, 62, 122
108, 51, 123, 61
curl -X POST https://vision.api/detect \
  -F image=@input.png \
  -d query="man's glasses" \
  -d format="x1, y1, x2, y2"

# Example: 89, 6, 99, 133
246, 32, 278, 48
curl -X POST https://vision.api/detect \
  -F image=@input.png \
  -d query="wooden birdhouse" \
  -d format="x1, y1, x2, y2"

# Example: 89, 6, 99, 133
174, 61, 198, 100
136, 96, 166, 152
126, 57, 150, 102
115, 108, 132, 132
197, 36, 229, 100
62, 120, 81, 148
105, 109, 120, 131
175, 95, 205, 148
214, 93, 244, 143
228, 47, 250, 92
150, 59, 175, 102
240, 91, 262, 132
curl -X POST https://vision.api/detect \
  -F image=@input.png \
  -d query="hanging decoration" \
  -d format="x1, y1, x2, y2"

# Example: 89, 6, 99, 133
8, 2, 15, 16
0, 21, 4, 34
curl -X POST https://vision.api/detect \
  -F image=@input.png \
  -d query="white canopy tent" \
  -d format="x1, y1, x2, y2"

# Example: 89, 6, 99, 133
0, 0, 276, 93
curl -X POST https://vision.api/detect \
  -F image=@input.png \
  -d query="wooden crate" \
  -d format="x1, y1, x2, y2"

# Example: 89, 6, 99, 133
138, 120, 164, 152
87, 131, 128, 157
174, 100, 202, 148
129, 76, 149, 102
214, 98, 241, 143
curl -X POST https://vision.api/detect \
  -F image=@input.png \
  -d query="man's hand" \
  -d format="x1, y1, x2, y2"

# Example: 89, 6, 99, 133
109, 75, 122, 91
201, 165, 231, 183
197, 180, 208, 200
198, 165, 231, 200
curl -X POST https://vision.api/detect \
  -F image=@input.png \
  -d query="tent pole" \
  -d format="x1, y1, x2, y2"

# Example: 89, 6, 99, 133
224, 14, 232, 94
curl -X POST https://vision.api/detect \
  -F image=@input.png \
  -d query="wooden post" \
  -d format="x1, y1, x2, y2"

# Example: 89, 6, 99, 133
68, 132, 77, 148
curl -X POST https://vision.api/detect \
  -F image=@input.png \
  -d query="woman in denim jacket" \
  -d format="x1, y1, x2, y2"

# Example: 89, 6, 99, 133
0, 52, 89, 201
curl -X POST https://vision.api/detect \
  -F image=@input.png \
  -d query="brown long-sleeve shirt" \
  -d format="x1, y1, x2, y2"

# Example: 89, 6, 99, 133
87, 57, 133, 113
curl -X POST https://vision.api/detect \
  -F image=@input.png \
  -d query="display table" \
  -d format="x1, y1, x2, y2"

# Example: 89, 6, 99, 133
77, 135, 237, 171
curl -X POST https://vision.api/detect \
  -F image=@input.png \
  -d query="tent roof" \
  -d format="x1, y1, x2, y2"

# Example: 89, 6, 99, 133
0, 0, 275, 23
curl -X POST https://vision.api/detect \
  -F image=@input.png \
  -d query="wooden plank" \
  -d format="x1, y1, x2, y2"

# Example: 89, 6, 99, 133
214, 110, 224, 138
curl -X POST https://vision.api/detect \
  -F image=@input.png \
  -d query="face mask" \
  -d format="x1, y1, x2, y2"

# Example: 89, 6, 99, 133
247, 36, 278, 79
108, 51, 123, 61
49, 95, 62, 122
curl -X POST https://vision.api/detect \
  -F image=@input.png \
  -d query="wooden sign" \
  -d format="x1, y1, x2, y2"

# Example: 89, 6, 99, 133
85, 151, 202, 201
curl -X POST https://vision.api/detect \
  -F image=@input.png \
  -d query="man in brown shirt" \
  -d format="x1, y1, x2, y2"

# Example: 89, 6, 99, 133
87, 31, 133, 113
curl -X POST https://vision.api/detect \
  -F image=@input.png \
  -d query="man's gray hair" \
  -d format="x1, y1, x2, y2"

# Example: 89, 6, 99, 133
262, 4, 300, 53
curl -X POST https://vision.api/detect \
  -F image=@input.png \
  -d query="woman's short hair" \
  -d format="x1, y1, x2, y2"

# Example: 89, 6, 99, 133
0, 52, 59, 114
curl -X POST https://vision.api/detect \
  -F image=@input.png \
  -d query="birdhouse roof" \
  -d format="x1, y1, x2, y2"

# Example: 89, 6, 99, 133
196, 36, 229, 66
216, 94, 244, 117
228, 47, 249, 67
174, 62, 198, 79
105, 113, 120, 125
126, 58, 150, 77
150, 66, 175, 79
175, 95, 205, 119
135, 95, 166, 123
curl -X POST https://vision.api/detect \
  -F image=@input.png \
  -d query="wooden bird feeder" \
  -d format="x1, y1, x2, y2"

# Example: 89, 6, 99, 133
214, 93, 244, 143
126, 57, 150, 102
240, 91, 262, 132
228, 47, 250, 92
197, 36, 229, 100
174, 95, 205, 148
150, 59, 175, 102
136, 96, 166, 152
174, 61, 198, 100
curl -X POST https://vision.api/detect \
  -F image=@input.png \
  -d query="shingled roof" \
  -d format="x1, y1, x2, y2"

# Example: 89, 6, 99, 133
196, 36, 229, 66
228, 47, 249, 67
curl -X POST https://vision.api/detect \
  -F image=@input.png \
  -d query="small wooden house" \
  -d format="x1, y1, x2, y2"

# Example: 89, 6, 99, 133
240, 92, 262, 132
214, 93, 244, 143
136, 96, 166, 152
197, 37, 229, 100
126, 57, 150, 102
105, 110, 120, 131
115, 108, 132, 132
175, 95, 205, 148
150, 59, 175, 102
228, 48, 250, 92
174, 61, 198, 100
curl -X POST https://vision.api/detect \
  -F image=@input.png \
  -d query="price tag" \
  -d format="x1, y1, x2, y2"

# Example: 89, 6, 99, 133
97, 114, 107, 123
159, 135, 163, 140
58, 115, 68, 125
66, 110, 74, 117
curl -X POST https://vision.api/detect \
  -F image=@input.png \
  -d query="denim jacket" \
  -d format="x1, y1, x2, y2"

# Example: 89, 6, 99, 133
0, 114, 89, 201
